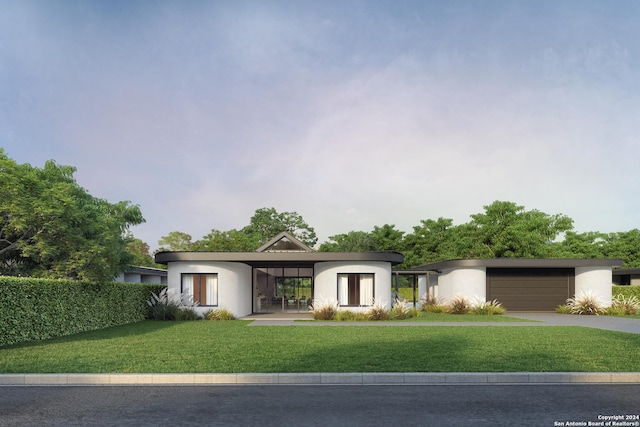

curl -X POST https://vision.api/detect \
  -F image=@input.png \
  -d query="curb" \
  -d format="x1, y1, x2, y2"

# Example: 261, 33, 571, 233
1, 372, 639, 386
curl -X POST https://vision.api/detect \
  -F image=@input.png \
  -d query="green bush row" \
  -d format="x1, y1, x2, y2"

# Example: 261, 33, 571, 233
0, 276, 165, 347
613, 285, 640, 299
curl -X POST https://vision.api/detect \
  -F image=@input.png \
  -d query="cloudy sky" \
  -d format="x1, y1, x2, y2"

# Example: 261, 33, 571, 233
2, 0, 639, 249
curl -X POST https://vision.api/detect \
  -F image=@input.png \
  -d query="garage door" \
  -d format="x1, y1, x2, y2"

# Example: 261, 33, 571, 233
486, 268, 575, 311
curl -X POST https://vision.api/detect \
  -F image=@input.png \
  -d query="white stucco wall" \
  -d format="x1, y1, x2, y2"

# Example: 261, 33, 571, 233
436, 267, 487, 304
575, 267, 613, 307
417, 275, 427, 307
313, 261, 393, 311
166, 261, 253, 317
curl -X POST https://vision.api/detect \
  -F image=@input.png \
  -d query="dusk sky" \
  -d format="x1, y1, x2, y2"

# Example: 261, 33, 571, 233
2, 0, 640, 250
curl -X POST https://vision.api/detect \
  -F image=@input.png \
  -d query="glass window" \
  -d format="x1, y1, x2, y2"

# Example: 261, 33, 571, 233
182, 273, 218, 306
337, 273, 374, 306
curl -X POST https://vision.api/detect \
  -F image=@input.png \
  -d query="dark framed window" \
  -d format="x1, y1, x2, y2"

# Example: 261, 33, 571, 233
181, 273, 218, 306
337, 273, 374, 306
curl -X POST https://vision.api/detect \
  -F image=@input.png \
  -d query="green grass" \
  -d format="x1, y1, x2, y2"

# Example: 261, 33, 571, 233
1, 320, 639, 373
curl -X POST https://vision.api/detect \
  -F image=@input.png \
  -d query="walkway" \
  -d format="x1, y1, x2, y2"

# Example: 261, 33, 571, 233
244, 312, 640, 334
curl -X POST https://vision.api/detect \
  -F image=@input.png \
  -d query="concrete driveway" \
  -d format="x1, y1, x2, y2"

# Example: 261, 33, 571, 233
506, 312, 640, 334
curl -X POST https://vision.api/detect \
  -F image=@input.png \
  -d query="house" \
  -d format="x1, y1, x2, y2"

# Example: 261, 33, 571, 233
154, 232, 404, 317
115, 266, 168, 284
612, 268, 640, 286
404, 258, 623, 311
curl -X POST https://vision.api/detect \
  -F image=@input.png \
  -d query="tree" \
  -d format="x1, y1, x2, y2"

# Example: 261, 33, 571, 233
157, 231, 194, 251
193, 229, 255, 252
0, 149, 145, 280
370, 224, 405, 252
126, 237, 164, 268
241, 207, 318, 248
466, 201, 573, 258
401, 217, 457, 266
318, 231, 377, 252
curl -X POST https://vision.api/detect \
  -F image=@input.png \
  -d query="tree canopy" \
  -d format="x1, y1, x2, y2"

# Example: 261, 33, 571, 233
159, 207, 318, 252
0, 149, 145, 280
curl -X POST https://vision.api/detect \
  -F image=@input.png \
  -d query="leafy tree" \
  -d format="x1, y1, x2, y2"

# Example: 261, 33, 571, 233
370, 224, 405, 251
0, 149, 144, 280
318, 231, 378, 252
241, 207, 318, 248
193, 229, 255, 252
602, 229, 640, 267
158, 231, 193, 251
401, 218, 457, 266
126, 237, 164, 268
466, 201, 573, 258
551, 231, 607, 259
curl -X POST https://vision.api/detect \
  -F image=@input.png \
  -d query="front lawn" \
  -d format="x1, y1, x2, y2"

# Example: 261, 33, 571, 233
1, 321, 639, 373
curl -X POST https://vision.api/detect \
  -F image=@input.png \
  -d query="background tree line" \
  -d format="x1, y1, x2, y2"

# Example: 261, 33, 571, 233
3, 150, 639, 282
158, 201, 640, 269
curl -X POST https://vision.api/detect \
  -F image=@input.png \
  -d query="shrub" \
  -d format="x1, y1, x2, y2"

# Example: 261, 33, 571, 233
610, 294, 640, 315
470, 299, 506, 315
613, 285, 640, 300
204, 309, 236, 321
605, 306, 628, 316
147, 289, 200, 321
367, 298, 388, 321
447, 295, 471, 314
420, 292, 442, 312
0, 276, 164, 347
389, 299, 412, 320
334, 310, 368, 321
566, 290, 606, 315
423, 304, 448, 313
311, 298, 338, 320
555, 304, 573, 314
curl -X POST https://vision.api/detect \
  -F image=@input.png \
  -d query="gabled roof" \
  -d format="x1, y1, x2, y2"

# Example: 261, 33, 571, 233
256, 231, 314, 253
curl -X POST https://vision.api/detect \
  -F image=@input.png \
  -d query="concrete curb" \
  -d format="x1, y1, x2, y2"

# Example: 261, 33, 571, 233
1, 372, 639, 386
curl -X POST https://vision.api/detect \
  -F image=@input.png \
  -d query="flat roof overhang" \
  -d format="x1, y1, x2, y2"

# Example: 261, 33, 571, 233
409, 258, 624, 272
155, 251, 404, 268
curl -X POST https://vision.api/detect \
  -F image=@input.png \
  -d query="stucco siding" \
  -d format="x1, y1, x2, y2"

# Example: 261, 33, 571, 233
437, 267, 487, 304
575, 266, 613, 307
314, 261, 393, 311
167, 261, 253, 317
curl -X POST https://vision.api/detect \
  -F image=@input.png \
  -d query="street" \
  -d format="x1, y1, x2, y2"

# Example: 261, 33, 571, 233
1, 384, 639, 426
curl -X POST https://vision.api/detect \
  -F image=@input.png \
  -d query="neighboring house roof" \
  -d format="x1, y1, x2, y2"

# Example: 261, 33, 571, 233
127, 266, 168, 276
155, 251, 404, 268
410, 258, 624, 272
612, 268, 640, 276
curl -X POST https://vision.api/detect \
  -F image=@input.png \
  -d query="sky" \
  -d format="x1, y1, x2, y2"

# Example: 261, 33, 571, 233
2, 0, 640, 250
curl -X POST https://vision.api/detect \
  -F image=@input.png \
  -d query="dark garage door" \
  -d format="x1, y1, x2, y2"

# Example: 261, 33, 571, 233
486, 268, 575, 311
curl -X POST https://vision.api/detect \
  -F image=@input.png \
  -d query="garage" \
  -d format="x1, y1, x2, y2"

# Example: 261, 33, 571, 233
409, 258, 622, 312
486, 268, 575, 311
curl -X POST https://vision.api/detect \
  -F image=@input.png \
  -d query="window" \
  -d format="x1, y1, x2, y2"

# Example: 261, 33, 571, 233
337, 273, 374, 306
182, 273, 218, 306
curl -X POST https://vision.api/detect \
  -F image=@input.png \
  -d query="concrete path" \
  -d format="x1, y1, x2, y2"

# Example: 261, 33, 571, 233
245, 312, 640, 334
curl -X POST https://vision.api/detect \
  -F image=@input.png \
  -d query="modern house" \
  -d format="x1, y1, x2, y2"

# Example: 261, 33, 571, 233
404, 258, 623, 311
155, 232, 404, 317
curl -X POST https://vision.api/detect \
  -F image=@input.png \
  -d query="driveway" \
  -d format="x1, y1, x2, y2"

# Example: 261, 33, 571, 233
506, 312, 640, 334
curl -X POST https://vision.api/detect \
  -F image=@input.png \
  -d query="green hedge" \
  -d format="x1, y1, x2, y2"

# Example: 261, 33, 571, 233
612, 285, 640, 299
0, 277, 165, 347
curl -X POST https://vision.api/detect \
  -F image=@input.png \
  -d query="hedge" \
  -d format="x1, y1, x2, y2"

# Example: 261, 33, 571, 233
613, 285, 640, 299
0, 276, 165, 347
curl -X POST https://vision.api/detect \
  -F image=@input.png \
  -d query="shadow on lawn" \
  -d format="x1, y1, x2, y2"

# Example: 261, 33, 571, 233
1, 320, 183, 350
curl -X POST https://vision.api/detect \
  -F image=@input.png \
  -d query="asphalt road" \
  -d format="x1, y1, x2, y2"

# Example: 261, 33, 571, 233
1, 384, 639, 427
